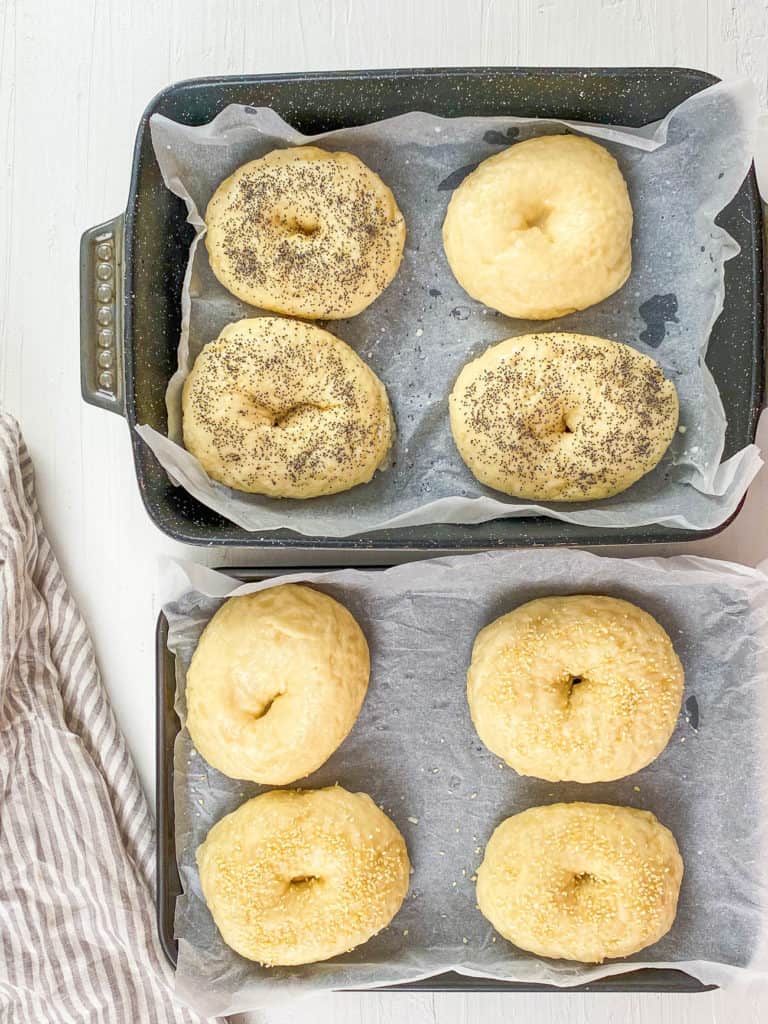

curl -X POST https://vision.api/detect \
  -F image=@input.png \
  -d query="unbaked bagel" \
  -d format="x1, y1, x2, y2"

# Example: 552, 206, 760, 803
205, 146, 406, 319
197, 786, 410, 966
442, 134, 632, 319
186, 585, 369, 784
449, 332, 679, 501
476, 802, 683, 963
181, 317, 393, 498
467, 595, 684, 782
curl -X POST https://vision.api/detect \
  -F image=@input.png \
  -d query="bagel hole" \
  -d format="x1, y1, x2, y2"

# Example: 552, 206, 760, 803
289, 875, 319, 887
564, 675, 585, 704
561, 412, 579, 435
273, 402, 329, 428
518, 203, 551, 231
573, 871, 595, 886
280, 213, 320, 238
252, 694, 280, 720
524, 209, 550, 230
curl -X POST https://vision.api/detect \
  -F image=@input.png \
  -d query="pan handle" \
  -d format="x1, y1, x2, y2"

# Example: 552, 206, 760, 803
80, 214, 125, 416
764, 201, 768, 410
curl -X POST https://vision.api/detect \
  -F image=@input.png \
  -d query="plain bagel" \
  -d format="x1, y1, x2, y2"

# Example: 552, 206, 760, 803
182, 317, 394, 499
476, 802, 683, 963
197, 787, 411, 966
205, 145, 406, 319
185, 584, 370, 785
467, 595, 684, 783
442, 133, 632, 319
449, 332, 679, 502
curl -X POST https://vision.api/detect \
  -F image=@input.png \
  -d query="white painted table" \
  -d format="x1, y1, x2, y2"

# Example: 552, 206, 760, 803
2, 0, 767, 1020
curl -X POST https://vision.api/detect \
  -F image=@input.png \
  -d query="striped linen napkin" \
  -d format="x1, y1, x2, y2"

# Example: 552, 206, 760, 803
0, 413, 213, 1023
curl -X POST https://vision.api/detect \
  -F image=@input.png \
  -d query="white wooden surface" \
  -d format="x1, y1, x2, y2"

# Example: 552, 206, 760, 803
2, 0, 768, 1020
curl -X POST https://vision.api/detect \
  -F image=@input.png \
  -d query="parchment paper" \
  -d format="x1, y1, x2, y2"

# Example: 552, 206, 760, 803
162, 550, 768, 1016
138, 79, 764, 538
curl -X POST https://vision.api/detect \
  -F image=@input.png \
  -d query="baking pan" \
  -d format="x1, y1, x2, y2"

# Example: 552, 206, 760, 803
155, 567, 712, 993
82, 67, 765, 551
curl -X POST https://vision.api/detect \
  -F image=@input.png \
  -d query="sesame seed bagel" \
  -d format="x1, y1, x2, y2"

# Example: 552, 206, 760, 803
197, 787, 411, 966
476, 802, 683, 963
449, 332, 678, 502
442, 134, 632, 319
186, 585, 369, 785
467, 596, 684, 783
182, 317, 393, 498
205, 146, 406, 319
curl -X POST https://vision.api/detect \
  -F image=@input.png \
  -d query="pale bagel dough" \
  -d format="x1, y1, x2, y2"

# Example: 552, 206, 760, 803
186, 585, 369, 785
449, 332, 678, 501
467, 595, 684, 783
182, 317, 393, 498
476, 802, 683, 963
442, 134, 632, 319
205, 146, 406, 319
197, 786, 410, 966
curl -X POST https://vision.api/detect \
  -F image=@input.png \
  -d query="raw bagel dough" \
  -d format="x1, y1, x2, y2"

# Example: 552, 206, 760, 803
449, 332, 678, 501
186, 584, 369, 784
182, 317, 393, 498
205, 145, 406, 319
467, 595, 684, 782
198, 786, 410, 966
476, 802, 683, 963
442, 134, 632, 319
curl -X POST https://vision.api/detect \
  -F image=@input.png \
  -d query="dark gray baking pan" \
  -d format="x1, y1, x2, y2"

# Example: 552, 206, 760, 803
83, 67, 765, 550
155, 567, 712, 994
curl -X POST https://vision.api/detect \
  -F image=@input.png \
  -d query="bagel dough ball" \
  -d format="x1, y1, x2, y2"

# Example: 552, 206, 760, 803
476, 802, 683, 963
442, 134, 632, 319
182, 317, 393, 498
467, 595, 684, 782
205, 146, 406, 319
186, 585, 369, 784
449, 332, 678, 502
197, 786, 411, 966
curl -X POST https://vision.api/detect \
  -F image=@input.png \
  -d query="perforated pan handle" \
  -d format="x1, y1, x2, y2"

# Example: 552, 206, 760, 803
80, 214, 125, 416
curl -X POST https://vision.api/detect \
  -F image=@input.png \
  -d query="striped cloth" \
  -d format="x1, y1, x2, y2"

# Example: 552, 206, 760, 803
0, 413, 211, 1023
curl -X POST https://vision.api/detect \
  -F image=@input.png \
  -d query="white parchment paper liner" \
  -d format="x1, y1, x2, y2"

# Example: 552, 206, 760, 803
137, 79, 764, 538
162, 549, 768, 1015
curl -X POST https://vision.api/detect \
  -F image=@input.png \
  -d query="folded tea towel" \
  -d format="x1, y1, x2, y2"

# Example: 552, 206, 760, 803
0, 413, 213, 1023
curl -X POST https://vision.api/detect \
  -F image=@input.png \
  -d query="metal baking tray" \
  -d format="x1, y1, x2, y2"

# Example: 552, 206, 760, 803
82, 67, 764, 551
155, 567, 712, 994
